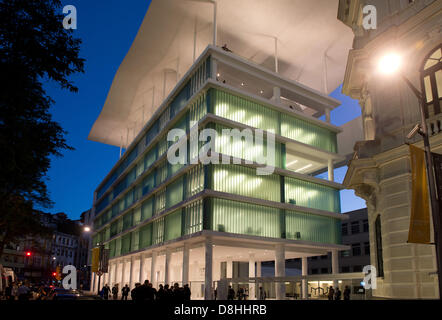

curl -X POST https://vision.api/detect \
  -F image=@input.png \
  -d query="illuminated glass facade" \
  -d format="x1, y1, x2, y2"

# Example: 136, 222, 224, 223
91, 54, 343, 259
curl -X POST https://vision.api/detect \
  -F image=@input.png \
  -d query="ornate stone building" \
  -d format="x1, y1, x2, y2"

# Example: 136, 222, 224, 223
339, 0, 442, 298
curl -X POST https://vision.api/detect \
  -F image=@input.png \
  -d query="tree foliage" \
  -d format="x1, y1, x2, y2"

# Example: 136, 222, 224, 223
0, 0, 85, 256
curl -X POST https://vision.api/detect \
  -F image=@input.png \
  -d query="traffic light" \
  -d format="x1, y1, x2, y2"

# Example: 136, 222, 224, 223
25, 251, 31, 257
52, 272, 57, 277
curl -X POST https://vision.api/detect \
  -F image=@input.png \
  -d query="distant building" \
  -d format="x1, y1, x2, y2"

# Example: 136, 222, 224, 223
0, 210, 92, 288
289, 208, 370, 275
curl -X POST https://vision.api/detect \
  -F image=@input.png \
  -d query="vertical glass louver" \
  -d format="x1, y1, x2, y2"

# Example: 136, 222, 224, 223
164, 210, 182, 241
280, 114, 337, 153
212, 89, 280, 134
152, 217, 165, 245
285, 210, 341, 244
211, 88, 338, 154
166, 177, 184, 208
139, 223, 152, 249
131, 230, 139, 251
284, 176, 340, 213
212, 165, 280, 202
155, 188, 166, 214
213, 123, 283, 167
210, 198, 282, 238
141, 196, 154, 221
183, 200, 203, 235
186, 165, 204, 197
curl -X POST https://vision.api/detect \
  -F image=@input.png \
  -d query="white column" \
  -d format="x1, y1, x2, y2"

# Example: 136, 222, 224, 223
204, 237, 213, 300
226, 257, 233, 278
129, 256, 135, 289
92, 272, 96, 293
272, 86, 281, 104
139, 254, 145, 284
107, 263, 112, 287
249, 254, 256, 300
331, 250, 339, 289
274, 244, 286, 300
182, 243, 190, 286
328, 159, 334, 182
103, 270, 108, 287
302, 257, 308, 299
121, 259, 126, 293
164, 249, 171, 286
325, 108, 331, 123
112, 263, 117, 286
151, 251, 157, 288
256, 261, 262, 298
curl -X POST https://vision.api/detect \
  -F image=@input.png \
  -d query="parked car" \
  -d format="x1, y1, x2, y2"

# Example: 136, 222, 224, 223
50, 288, 80, 300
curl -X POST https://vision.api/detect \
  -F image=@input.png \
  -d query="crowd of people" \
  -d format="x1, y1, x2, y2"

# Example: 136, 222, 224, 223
1, 281, 71, 300
99, 280, 191, 301
327, 286, 351, 300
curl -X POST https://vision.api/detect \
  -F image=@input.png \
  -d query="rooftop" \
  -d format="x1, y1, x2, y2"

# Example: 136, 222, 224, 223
88, 0, 354, 147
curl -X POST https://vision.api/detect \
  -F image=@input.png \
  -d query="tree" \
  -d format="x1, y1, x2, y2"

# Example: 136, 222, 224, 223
0, 0, 84, 257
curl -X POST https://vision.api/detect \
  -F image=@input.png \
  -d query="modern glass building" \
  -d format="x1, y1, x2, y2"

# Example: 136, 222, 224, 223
88, 0, 355, 300
89, 46, 349, 299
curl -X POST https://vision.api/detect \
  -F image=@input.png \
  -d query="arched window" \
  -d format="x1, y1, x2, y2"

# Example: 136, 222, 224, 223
375, 215, 384, 277
421, 45, 442, 118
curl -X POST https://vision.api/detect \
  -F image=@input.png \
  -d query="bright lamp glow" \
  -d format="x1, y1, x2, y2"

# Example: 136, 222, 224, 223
378, 53, 402, 75
84, 226, 91, 232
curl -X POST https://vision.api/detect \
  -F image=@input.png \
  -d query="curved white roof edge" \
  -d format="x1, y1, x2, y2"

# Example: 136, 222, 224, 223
89, 0, 354, 147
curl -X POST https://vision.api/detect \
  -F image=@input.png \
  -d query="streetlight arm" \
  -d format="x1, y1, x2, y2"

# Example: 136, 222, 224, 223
401, 74, 423, 101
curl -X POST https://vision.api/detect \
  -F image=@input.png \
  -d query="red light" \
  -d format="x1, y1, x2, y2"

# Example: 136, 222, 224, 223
52, 272, 57, 276
26, 252, 31, 256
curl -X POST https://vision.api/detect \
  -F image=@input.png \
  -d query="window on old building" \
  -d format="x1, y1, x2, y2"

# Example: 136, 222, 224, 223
342, 223, 348, 236
421, 45, 442, 118
351, 221, 360, 234
363, 219, 369, 232
352, 243, 361, 256
341, 266, 350, 273
353, 265, 363, 272
375, 215, 384, 277
364, 242, 370, 255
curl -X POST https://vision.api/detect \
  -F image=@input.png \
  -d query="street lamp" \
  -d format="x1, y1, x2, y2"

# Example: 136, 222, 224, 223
84, 226, 91, 233
378, 53, 402, 75
378, 52, 442, 299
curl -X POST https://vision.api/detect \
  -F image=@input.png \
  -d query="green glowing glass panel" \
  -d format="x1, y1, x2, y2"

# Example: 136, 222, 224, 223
285, 210, 341, 244
139, 223, 152, 249
210, 198, 281, 238
184, 200, 203, 235
284, 177, 340, 213
212, 165, 280, 202
164, 210, 182, 241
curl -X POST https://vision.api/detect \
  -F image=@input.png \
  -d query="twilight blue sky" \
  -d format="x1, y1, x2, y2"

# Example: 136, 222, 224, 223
41, 0, 365, 220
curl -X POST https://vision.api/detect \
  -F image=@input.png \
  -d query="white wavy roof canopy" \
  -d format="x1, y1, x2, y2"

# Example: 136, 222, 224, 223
88, 0, 353, 147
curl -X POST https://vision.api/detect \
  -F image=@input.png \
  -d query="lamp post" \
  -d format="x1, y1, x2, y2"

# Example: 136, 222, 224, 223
378, 53, 442, 299
83, 226, 101, 294
96, 243, 104, 296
